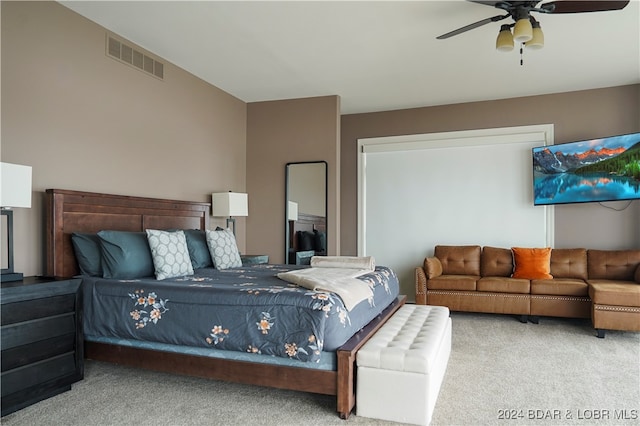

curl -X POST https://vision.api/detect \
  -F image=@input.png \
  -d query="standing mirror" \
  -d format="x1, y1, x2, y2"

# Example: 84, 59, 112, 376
285, 161, 327, 265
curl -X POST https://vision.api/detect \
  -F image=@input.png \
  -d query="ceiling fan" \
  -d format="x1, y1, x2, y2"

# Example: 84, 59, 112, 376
437, 1, 630, 52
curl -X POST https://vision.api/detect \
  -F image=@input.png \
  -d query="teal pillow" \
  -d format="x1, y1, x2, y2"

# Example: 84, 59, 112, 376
71, 233, 102, 276
297, 231, 314, 251
313, 230, 327, 253
183, 229, 213, 269
97, 231, 154, 279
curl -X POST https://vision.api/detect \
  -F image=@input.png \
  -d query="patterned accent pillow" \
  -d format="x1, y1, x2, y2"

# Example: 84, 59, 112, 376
146, 229, 194, 280
205, 228, 242, 270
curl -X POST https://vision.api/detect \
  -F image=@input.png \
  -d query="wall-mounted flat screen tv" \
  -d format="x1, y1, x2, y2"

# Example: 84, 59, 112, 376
532, 132, 640, 205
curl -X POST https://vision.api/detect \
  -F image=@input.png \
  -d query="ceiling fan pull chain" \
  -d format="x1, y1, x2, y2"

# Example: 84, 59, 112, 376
520, 43, 524, 66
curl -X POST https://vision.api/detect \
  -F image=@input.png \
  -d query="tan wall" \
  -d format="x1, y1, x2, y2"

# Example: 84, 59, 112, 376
1, 1, 247, 277
3, 1, 636, 279
341, 85, 640, 255
246, 96, 340, 264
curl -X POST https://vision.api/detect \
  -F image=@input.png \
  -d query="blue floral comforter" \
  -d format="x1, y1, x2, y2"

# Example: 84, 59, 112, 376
82, 264, 399, 363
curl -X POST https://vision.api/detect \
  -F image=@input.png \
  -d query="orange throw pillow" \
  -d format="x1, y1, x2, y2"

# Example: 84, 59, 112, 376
511, 247, 553, 280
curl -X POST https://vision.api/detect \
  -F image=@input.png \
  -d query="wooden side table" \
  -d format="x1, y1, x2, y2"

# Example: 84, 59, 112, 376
241, 254, 269, 265
1, 277, 83, 416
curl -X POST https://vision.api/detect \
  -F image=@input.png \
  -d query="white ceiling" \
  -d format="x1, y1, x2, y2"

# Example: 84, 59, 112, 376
60, 0, 640, 114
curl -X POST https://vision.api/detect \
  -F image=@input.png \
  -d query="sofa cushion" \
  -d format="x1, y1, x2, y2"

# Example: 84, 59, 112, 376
477, 277, 529, 294
481, 246, 513, 277
530, 278, 589, 296
588, 281, 640, 307
434, 245, 481, 276
427, 275, 478, 291
424, 257, 443, 279
587, 250, 640, 281
550, 248, 587, 280
511, 247, 553, 280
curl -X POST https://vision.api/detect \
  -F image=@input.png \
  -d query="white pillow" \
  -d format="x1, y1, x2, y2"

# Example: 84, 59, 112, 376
146, 229, 194, 280
205, 228, 242, 270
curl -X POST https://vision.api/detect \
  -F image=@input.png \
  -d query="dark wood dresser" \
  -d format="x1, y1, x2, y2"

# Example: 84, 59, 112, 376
1, 277, 83, 416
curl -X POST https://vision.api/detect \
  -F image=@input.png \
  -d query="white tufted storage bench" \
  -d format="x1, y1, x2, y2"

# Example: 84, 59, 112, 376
356, 304, 451, 425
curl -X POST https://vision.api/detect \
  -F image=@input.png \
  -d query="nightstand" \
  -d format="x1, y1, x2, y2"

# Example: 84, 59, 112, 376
241, 254, 269, 265
295, 250, 315, 265
1, 277, 83, 416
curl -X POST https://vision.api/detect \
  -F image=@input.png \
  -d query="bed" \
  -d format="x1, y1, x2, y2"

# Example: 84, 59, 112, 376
44, 189, 405, 419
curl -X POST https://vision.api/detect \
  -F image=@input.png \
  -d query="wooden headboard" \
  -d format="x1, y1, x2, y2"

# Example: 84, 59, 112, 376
45, 189, 210, 279
294, 212, 326, 234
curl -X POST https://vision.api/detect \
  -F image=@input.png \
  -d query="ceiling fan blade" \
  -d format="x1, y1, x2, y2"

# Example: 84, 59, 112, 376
542, 0, 629, 13
467, 1, 505, 6
436, 14, 509, 39
466, 1, 529, 11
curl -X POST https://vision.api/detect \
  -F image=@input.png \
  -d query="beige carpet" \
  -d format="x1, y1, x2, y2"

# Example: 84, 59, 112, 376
3, 312, 639, 425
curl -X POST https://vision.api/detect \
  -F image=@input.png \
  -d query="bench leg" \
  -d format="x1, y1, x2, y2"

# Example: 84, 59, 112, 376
595, 329, 605, 339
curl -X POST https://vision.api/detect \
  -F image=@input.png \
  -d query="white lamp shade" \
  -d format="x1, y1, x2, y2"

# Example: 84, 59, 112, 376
1, 162, 32, 208
287, 201, 298, 221
496, 27, 514, 52
513, 18, 533, 43
526, 26, 544, 50
212, 192, 248, 217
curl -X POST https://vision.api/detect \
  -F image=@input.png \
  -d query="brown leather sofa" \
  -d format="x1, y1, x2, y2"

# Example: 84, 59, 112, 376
415, 245, 640, 337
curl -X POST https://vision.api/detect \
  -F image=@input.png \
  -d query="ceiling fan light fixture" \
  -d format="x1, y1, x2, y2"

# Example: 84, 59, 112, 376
496, 25, 514, 52
526, 19, 544, 50
513, 17, 533, 43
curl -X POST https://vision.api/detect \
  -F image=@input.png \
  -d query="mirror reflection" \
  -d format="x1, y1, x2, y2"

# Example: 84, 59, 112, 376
285, 161, 327, 265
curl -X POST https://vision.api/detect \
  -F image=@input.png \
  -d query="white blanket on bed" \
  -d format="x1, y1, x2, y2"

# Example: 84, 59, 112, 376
277, 267, 373, 311
310, 255, 375, 270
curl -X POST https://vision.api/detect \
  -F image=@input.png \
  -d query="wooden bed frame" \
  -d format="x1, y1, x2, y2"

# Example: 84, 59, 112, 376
293, 212, 326, 236
44, 189, 405, 419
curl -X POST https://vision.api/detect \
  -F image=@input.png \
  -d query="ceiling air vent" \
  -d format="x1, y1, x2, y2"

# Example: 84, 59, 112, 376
106, 35, 164, 80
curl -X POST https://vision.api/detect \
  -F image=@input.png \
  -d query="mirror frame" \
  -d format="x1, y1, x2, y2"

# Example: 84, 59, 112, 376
285, 161, 328, 265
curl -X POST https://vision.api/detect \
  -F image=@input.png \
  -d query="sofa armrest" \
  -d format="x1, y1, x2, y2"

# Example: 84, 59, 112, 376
415, 257, 442, 305
415, 267, 427, 305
